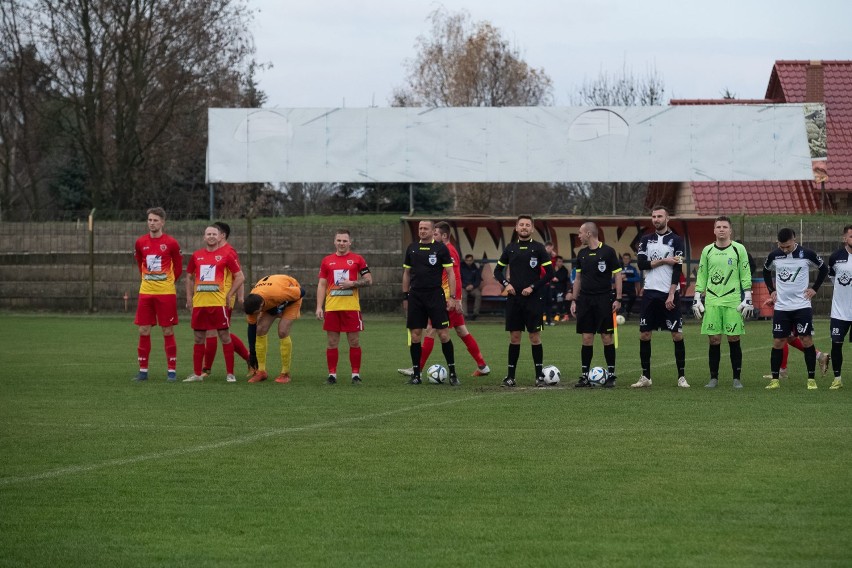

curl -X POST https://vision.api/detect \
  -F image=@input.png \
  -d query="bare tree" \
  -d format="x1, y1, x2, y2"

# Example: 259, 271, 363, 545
392, 8, 553, 213
565, 64, 667, 216
1, 0, 260, 219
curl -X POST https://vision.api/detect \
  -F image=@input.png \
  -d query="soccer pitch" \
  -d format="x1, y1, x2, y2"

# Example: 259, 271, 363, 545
1, 313, 850, 567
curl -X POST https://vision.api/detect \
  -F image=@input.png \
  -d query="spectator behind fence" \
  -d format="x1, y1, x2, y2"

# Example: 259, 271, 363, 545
460, 254, 483, 320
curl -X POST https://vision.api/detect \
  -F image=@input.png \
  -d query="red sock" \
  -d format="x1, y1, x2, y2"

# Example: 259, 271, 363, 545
164, 335, 177, 372
420, 337, 435, 368
138, 335, 151, 370
204, 336, 217, 370
789, 337, 805, 352
461, 333, 486, 367
230, 334, 249, 361
781, 342, 790, 369
350, 347, 362, 374
327, 348, 339, 374
193, 343, 204, 375
223, 341, 235, 374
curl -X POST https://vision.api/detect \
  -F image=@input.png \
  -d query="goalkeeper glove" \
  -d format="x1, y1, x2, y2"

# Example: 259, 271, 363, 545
692, 295, 705, 319
737, 291, 754, 319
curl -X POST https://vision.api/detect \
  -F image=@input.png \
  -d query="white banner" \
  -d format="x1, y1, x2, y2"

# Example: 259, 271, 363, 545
207, 105, 813, 183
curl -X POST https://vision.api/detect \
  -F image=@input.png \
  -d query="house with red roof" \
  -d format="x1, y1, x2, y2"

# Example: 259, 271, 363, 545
646, 60, 852, 215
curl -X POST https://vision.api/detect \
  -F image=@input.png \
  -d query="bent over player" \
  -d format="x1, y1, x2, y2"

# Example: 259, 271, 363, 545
244, 274, 304, 384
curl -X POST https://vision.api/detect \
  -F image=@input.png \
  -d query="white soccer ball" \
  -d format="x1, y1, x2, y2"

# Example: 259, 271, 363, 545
588, 366, 608, 386
616, 314, 626, 325
426, 364, 448, 384
541, 365, 561, 385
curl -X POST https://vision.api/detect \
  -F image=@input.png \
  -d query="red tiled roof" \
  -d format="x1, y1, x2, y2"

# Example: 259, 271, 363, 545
653, 60, 852, 215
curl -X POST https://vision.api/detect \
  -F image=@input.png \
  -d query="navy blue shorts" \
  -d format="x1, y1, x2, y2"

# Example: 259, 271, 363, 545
830, 317, 852, 343
772, 307, 814, 339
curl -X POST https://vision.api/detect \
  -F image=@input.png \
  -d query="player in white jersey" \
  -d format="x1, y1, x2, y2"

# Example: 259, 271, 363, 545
826, 225, 852, 390
762, 228, 829, 390
631, 206, 689, 389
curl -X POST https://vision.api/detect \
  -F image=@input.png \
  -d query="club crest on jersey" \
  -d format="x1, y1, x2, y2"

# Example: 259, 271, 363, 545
428, 253, 437, 265
160, 244, 168, 252
347, 259, 353, 266
837, 272, 851, 286
598, 261, 606, 272
530, 257, 538, 268
797, 323, 809, 334
215, 255, 222, 261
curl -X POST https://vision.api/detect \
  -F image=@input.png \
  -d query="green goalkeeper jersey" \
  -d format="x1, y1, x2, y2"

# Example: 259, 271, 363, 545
695, 241, 752, 308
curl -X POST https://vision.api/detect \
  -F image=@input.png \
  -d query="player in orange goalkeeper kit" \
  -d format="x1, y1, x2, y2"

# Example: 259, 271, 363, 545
132, 207, 183, 382
243, 274, 305, 384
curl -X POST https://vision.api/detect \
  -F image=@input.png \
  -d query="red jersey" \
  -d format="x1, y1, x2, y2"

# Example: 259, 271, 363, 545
441, 242, 462, 299
218, 242, 241, 307
318, 252, 370, 312
134, 233, 183, 295
187, 247, 241, 307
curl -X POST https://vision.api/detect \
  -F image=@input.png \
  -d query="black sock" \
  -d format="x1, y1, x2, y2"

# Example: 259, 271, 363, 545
581, 344, 593, 376
730, 340, 742, 380
604, 343, 616, 376
832, 342, 843, 377
804, 345, 816, 379
410, 342, 422, 377
508, 343, 521, 379
532, 343, 543, 377
674, 339, 685, 378
709, 343, 721, 379
441, 340, 456, 376
640, 340, 651, 378
771, 347, 783, 378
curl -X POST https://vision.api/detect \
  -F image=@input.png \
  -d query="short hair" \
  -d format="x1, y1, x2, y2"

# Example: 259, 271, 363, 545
464, 254, 474, 260
843, 225, 852, 234
650, 205, 670, 215
335, 229, 351, 238
418, 219, 434, 228
544, 240, 553, 247
581, 221, 599, 237
714, 216, 732, 226
555, 255, 564, 261
213, 221, 231, 239
777, 228, 796, 242
517, 215, 533, 224
622, 252, 632, 258
243, 294, 263, 314
146, 207, 166, 220
434, 221, 451, 237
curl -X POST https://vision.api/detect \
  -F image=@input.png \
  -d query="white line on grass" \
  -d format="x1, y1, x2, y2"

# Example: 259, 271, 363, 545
0, 395, 484, 488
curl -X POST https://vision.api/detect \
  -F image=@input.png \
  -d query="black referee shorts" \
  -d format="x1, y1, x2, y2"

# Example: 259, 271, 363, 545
407, 288, 450, 330
505, 293, 545, 333
575, 294, 614, 335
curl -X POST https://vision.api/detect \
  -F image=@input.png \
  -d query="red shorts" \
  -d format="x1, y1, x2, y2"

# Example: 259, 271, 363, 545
191, 306, 231, 330
323, 310, 364, 333
135, 294, 178, 327
448, 309, 466, 328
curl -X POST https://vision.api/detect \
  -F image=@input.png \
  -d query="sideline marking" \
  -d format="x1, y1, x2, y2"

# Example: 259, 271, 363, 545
0, 395, 482, 488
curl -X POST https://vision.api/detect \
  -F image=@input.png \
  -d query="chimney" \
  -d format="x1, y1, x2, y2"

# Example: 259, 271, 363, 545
805, 60, 824, 103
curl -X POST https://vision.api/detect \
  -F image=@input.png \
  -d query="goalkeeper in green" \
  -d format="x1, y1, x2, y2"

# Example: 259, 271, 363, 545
692, 216, 754, 388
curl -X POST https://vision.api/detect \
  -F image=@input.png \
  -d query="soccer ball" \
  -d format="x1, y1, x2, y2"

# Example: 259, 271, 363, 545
541, 365, 561, 385
616, 314, 626, 325
588, 366, 608, 386
426, 364, 448, 384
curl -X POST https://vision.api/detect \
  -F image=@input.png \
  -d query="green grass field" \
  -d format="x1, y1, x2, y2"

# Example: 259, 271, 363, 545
1, 313, 850, 567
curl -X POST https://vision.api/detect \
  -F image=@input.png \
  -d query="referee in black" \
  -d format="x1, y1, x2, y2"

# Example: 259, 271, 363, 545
571, 221, 623, 388
493, 215, 554, 387
402, 220, 459, 385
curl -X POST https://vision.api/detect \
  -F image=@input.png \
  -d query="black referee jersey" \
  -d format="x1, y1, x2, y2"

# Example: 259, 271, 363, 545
575, 243, 621, 296
493, 238, 554, 292
403, 239, 453, 289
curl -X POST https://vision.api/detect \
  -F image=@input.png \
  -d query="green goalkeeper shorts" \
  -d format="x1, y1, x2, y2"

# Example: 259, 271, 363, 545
701, 305, 745, 336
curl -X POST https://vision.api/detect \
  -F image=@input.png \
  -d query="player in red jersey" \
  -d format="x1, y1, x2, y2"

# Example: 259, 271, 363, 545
182, 225, 245, 382
398, 221, 490, 378
316, 230, 372, 384
199, 222, 252, 378
133, 207, 183, 382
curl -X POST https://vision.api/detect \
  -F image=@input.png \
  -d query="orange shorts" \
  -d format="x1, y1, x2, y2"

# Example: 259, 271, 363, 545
247, 298, 303, 324
191, 306, 230, 330
135, 294, 178, 327
323, 310, 364, 333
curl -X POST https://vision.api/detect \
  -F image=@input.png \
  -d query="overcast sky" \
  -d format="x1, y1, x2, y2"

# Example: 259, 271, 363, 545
249, 0, 852, 108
